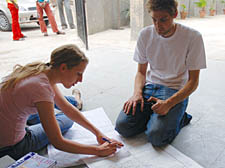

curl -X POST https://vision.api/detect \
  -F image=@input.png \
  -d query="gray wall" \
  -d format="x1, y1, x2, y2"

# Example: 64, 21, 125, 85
85, 0, 130, 35
130, 0, 225, 40
85, 0, 113, 35
120, 0, 130, 26
84, 0, 224, 36
130, 0, 152, 40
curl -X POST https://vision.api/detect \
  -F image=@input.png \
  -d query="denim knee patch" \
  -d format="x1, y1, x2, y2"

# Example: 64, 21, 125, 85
146, 128, 177, 147
56, 114, 73, 134
115, 108, 150, 138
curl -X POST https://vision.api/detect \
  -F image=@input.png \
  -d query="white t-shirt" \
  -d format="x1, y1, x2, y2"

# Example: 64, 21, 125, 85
134, 23, 206, 90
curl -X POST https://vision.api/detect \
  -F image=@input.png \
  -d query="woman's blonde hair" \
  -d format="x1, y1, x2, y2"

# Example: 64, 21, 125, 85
1, 44, 88, 90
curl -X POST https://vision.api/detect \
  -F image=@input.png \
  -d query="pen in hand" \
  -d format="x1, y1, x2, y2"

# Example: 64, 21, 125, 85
102, 137, 123, 148
102, 137, 111, 143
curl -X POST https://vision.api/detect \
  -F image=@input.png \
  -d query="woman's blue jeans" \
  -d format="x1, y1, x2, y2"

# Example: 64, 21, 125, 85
115, 84, 190, 147
0, 96, 77, 160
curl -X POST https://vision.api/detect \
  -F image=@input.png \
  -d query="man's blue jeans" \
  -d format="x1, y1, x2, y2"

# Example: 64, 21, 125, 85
56, 0, 75, 28
115, 84, 189, 147
0, 96, 77, 160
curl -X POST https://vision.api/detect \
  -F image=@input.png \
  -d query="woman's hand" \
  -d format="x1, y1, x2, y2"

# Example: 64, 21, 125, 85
95, 137, 124, 157
96, 132, 123, 148
123, 93, 144, 115
95, 142, 118, 157
94, 132, 124, 157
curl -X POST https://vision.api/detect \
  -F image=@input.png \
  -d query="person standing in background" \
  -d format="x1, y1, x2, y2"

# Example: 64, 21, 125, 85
56, 0, 75, 29
36, 0, 65, 36
7, 0, 26, 41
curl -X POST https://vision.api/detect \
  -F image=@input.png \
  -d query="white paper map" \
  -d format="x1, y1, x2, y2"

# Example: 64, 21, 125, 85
48, 108, 130, 168
48, 107, 203, 168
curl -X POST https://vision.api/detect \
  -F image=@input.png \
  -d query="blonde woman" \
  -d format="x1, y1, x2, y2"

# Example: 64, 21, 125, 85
0, 44, 123, 160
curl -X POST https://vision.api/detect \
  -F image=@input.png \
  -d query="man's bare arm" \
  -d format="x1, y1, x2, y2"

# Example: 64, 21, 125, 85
150, 70, 200, 115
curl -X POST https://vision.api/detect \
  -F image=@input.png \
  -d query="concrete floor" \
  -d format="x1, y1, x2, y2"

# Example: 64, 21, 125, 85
0, 15, 225, 168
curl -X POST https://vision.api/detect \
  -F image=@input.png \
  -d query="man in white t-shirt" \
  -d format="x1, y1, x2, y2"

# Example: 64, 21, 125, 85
115, 0, 206, 147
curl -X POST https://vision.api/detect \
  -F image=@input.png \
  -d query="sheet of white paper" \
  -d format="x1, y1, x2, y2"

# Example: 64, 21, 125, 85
48, 108, 130, 168
86, 133, 203, 168
48, 107, 203, 168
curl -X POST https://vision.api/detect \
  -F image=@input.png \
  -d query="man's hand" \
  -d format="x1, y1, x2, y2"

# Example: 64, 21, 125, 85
123, 93, 144, 115
148, 97, 172, 116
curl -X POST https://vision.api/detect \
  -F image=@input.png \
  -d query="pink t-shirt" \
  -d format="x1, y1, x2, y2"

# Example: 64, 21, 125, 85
0, 73, 55, 147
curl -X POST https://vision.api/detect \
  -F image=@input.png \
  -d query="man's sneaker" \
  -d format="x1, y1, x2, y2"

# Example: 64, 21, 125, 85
181, 112, 192, 128
44, 32, 48, 36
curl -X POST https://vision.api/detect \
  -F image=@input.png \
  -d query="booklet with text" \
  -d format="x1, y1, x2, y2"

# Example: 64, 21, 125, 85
8, 152, 57, 168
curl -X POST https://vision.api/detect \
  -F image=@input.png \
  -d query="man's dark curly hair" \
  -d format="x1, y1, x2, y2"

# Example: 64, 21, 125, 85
146, 0, 178, 16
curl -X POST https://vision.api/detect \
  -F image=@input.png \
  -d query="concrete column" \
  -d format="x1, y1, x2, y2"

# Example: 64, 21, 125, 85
130, 0, 152, 40
112, 0, 121, 29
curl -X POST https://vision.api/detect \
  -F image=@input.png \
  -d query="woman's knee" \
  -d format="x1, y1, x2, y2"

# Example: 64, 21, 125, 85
56, 114, 73, 133
63, 117, 74, 130
65, 118, 73, 129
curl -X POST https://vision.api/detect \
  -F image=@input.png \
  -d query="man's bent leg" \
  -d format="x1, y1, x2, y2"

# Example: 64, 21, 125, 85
115, 103, 151, 138
115, 84, 158, 137
145, 98, 188, 147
